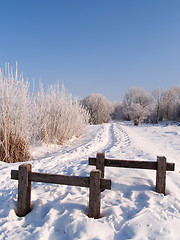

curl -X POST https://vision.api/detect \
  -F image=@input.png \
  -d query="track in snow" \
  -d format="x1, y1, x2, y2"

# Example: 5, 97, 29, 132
2, 121, 180, 240
30, 122, 132, 173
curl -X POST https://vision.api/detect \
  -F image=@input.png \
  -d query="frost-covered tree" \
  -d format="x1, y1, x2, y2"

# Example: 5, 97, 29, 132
161, 89, 176, 120
33, 83, 89, 144
111, 102, 128, 121
161, 87, 180, 121
150, 88, 165, 123
123, 86, 151, 125
0, 63, 31, 162
81, 94, 113, 124
149, 86, 180, 122
175, 104, 180, 121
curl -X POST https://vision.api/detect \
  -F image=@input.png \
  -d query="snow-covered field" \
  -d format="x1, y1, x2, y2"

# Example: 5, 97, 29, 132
0, 121, 180, 240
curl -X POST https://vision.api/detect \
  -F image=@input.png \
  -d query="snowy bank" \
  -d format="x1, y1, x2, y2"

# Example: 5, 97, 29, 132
0, 122, 180, 239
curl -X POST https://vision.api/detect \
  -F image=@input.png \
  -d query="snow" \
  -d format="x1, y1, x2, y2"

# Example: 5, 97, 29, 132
0, 121, 180, 240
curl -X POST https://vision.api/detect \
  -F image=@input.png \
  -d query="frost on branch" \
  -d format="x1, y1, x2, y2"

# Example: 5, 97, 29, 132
0, 63, 90, 162
81, 94, 113, 124
111, 102, 128, 121
33, 83, 89, 145
123, 86, 151, 126
0, 63, 31, 162
150, 86, 180, 122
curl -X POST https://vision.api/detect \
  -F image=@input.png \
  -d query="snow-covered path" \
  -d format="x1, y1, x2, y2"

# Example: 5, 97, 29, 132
0, 122, 180, 239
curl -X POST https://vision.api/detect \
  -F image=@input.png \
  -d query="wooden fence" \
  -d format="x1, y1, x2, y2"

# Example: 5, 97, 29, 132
11, 153, 175, 219
89, 153, 175, 195
11, 164, 111, 218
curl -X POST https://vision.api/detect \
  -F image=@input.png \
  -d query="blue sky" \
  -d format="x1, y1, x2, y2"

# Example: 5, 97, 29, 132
0, 0, 180, 101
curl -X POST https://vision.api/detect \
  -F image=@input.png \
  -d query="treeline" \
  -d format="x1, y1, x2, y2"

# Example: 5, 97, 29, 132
112, 86, 180, 125
0, 64, 179, 163
80, 86, 180, 126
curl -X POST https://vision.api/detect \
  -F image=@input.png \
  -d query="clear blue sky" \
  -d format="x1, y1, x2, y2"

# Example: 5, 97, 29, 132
0, 0, 180, 102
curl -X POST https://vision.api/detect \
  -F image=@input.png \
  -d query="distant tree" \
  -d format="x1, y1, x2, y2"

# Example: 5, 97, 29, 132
175, 103, 180, 121
150, 88, 165, 123
111, 102, 128, 121
160, 87, 180, 121
81, 94, 113, 124
123, 86, 151, 125
162, 89, 175, 120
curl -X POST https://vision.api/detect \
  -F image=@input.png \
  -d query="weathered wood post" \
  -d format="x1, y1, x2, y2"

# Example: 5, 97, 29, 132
96, 152, 105, 178
17, 164, 32, 217
89, 170, 101, 219
156, 156, 167, 194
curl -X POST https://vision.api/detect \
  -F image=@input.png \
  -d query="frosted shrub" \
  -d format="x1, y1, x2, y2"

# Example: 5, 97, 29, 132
81, 94, 113, 124
123, 86, 151, 125
0, 64, 31, 162
127, 103, 150, 126
33, 83, 89, 144
111, 102, 128, 121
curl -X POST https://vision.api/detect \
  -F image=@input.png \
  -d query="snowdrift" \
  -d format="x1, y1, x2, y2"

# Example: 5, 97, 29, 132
0, 122, 180, 240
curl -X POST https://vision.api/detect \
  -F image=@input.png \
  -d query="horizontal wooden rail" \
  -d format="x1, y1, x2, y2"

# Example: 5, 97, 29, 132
11, 164, 111, 218
11, 170, 111, 190
89, 157, 175, 171
89, 153, 175, 195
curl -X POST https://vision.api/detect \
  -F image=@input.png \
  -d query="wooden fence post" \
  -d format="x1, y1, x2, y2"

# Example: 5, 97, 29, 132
17, 164, 32, 217
89, 170, 101, 219
96, 152, 105, 178
156, 156, 166, 194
